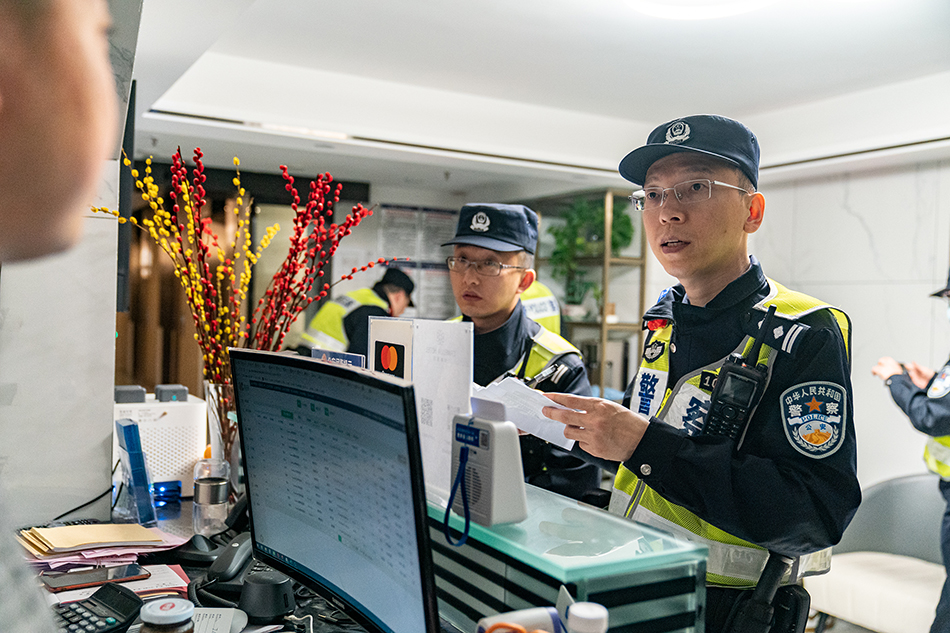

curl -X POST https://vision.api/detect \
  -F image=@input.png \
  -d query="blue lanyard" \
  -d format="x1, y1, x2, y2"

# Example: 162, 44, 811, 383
442, 446, 471, 547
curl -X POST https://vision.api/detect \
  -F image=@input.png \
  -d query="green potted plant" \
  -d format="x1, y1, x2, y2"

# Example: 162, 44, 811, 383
548, 197, 634, 317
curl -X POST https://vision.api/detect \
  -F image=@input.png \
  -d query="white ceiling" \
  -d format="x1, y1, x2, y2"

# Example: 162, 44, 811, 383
130, 0, 950, 203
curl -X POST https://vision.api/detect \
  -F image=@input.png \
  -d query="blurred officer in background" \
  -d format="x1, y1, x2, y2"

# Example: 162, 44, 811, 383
872, 271, 950, 633
300, 267, 414, 357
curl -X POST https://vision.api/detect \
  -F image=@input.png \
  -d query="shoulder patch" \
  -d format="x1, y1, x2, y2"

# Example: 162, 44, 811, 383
742, 309, 810, 356
928, 366, 950, 399
780, 381, 846, 459
643, 340, 665, 363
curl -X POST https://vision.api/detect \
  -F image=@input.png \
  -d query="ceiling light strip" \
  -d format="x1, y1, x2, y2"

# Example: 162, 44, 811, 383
146, 109, 618, 176
762, 135, 950, 172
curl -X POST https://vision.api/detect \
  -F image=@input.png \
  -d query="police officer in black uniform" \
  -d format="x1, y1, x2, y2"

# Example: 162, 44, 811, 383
443, 203, 603, 502
543, 115, 861, 632
872, 271, 950, 633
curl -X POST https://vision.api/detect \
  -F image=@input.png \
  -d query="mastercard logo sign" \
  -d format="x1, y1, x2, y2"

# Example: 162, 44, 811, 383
379, 345, 399, 371
374, 341, 406, 378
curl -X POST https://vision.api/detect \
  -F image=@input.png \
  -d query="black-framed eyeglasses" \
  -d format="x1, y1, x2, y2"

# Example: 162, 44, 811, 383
629, 179, 751, 212
446, 256, 525, 277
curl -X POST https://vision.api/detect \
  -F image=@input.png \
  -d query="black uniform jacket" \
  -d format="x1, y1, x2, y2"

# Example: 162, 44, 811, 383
621, 259, 861, 557
888, 357, 950, 437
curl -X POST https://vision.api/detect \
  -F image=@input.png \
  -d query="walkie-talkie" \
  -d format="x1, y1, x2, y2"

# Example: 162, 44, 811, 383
704, 305, 778, 448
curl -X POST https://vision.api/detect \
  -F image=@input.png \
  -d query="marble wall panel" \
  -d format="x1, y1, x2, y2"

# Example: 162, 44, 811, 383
768, 164, 943, 284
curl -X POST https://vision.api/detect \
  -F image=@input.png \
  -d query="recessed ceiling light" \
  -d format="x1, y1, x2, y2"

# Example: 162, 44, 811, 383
629, 0, 779, 20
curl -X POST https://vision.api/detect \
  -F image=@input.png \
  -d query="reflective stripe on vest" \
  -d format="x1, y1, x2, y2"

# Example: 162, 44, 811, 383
497, 326, 581, 385
925, 437, 950, 479
613, 278, 848, 586
300, 287, 389, 352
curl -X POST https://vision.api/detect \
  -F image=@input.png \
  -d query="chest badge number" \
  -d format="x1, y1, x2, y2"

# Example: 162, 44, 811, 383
780, 381, 846, 459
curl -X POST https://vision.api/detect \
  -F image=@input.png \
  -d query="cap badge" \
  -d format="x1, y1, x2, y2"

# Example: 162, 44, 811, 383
665, 121, 690, 145
470, 211, 491, 233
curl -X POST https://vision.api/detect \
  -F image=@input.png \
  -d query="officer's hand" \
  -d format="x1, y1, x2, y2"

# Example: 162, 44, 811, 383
871, 356, 904, 381
541, 393, 648, 462
905, 361, 936, 390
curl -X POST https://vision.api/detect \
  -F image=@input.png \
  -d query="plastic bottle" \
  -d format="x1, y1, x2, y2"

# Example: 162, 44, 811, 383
566, 602, 609, 633
192, 458, 230, 536
139, 598, 195, 633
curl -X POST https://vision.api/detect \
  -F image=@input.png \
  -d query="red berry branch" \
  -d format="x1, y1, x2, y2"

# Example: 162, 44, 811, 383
110, 148, 407, 460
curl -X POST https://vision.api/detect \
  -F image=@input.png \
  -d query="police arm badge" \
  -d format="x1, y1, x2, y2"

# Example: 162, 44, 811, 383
780, 381, 846, 459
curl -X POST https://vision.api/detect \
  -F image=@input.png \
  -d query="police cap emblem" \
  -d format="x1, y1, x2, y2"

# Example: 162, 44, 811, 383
780, 381, 846, 459
470, 211, 491, 233
665, 121, 690, 144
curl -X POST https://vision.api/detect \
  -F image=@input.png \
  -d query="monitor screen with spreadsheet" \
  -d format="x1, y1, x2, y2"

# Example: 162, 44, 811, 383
229, 349, 439, 633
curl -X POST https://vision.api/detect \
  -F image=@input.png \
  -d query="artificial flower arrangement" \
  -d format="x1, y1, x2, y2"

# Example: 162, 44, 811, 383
97, 147, 401, 458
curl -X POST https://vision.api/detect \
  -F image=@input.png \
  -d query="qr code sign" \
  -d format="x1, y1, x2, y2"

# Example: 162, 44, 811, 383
420, 397, 433, 427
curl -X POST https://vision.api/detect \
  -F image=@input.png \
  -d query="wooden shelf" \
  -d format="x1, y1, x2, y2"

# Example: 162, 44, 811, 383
520, 188, 647, 395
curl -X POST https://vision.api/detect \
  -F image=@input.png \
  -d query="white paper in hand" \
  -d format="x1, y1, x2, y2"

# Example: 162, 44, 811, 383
474, 377, 575, 450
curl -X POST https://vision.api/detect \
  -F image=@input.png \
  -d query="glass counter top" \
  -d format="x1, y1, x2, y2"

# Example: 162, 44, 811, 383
428, 484, 706, 583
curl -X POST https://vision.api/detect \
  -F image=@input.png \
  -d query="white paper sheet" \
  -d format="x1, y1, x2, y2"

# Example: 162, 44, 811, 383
474, 378, 575, 450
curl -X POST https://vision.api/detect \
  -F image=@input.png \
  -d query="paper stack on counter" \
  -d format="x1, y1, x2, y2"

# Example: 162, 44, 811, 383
17, 523, 188, 571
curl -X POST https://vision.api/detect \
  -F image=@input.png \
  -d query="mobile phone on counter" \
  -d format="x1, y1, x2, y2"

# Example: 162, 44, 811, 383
40, 563, 151, 593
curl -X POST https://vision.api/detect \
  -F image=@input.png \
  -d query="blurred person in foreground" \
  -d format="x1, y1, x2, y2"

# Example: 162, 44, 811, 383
0, 0, 118, 629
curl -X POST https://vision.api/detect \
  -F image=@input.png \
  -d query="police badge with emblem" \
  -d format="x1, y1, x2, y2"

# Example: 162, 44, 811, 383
780, 381, 846, 459
665, 121, 690, 144
470, 212, 491, 232
927, 365, 950, 399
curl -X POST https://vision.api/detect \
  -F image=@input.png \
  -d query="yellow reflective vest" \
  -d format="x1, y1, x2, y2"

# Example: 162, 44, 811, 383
921, 366, 950, 478
300, 287, 389, 352
521, 281, 561, 335
448, 314, 580, 384
611, 278, 851, 588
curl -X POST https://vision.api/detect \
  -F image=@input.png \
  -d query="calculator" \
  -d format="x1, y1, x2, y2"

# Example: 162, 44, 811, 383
51, 582, 143, 633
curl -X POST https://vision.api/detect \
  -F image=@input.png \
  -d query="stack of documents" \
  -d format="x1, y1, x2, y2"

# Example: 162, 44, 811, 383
17, 523, 187, 571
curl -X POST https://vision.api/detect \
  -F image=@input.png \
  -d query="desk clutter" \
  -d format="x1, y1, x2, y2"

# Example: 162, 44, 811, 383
17, 522, 188, 571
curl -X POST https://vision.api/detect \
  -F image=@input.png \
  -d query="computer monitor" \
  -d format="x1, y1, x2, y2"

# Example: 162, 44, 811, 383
229, 348, 440, 633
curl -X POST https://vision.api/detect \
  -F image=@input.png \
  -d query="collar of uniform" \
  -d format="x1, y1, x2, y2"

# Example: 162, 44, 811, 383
641, 256, 767, 326
466, 301, 541, 385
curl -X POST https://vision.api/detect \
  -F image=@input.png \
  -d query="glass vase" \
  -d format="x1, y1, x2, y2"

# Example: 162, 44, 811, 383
203, 381, 243, 496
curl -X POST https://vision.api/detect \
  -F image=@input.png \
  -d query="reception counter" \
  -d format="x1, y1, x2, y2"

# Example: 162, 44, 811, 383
429, 484, 707, 632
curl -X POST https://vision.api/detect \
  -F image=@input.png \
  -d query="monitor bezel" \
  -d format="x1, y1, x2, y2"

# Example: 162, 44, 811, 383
228, 348, 440, 633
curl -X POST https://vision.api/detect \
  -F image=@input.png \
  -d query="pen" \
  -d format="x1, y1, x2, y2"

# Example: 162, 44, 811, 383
524, 363, 561, 388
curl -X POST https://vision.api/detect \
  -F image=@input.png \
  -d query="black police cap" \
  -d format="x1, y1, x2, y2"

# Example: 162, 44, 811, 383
441, 203, 539, 254
618, 114, 760, 189
378, 266, 415, 306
